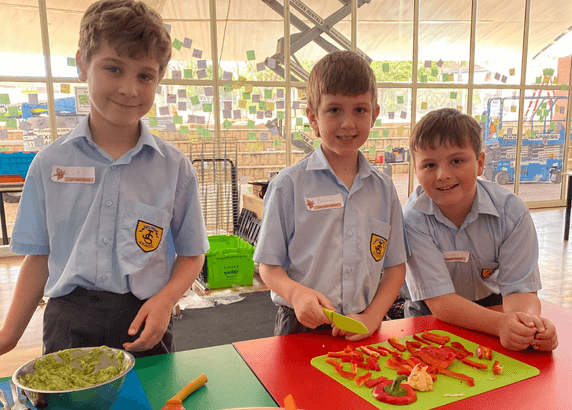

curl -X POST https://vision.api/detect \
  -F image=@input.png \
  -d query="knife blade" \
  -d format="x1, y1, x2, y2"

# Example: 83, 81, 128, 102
322, 308, 369, 334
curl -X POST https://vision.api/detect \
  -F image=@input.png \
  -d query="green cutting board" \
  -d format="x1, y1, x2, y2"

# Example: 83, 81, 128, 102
311, 330, 539, 409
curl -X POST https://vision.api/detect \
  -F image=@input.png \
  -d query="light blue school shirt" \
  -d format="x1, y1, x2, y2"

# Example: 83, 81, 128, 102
10, 115, 209, 300
253, 146, 408, 315
402, 179, 541, 317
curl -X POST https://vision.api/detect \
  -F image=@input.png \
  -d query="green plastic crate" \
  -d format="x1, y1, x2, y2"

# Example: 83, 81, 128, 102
200, 235, 255, 289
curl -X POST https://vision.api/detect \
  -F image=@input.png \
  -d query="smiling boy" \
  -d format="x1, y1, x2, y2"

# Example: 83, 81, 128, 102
402, 108, 558, 351
0, 0, 209, 358
254, 51, 407, 341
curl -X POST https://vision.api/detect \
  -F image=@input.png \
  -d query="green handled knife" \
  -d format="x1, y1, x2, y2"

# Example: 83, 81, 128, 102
322, 308, 369, 334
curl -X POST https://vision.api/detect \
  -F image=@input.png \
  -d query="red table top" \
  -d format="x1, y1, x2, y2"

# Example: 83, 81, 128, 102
233, 300, 570, 410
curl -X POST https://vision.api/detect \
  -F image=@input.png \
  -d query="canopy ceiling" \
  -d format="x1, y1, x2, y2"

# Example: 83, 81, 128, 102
1, 0, 570, 64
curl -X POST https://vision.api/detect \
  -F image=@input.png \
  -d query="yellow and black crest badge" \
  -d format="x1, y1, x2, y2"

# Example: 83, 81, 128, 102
370, 234, 387, 262
481, 269, 496, 279
135, 220, 163, 253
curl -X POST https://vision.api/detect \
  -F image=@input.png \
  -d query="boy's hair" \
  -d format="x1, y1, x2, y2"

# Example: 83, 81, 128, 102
409, 108, 483, 160
306, 50, 377, 114
78, 0, 171, 78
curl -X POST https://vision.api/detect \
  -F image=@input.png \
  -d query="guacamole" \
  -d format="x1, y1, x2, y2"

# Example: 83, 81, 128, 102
19, 346, 125, 391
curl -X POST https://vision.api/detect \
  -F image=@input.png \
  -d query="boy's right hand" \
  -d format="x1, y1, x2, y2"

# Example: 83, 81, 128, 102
290, 286, 334, 329
499, 312, 539, 350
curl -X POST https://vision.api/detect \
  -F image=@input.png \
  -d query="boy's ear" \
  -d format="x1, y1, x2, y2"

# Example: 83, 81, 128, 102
76, 49, 87, 82
371, 103, 381, 127
306, 106, 319, 130
477, 151, 485, 176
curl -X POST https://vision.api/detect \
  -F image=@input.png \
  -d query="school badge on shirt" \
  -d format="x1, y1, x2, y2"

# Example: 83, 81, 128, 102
136, 220, 163, 252
370, 234, 387, 262
51, 166, 95, 183
481, 269, 496, 279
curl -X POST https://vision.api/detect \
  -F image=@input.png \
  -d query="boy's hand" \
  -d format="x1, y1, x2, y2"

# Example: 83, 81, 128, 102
290, 286, 333, 329
499, 312, 538, 351
331, 312, 375, 342
530, 316, 558, 351
123, 295, 173, 352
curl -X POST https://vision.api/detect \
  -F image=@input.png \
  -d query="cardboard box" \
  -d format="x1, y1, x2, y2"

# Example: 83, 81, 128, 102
242, 193, 264, 219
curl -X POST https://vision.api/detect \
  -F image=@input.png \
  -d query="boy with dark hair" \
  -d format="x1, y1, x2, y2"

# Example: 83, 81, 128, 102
402, 107, 558, 351
0, 0, 209, 358
254, 50, 407, 341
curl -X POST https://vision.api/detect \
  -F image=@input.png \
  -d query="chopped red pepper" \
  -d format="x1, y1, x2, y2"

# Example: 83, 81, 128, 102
386, 359, 412, 376
405, 341, 419, 354
325, 358, 343, 369
388, 336, 407, 352
451, 341, 474, 357
413, 334, 434, 345
327, 352, 351, 359
493, 360, 503, 375
461, 357, 488, 370
334, 364, 357, 379
367, 345, 389, 356
439, 345, 468, 360
438, 368, 475, 386
359, 346, 380, 359
367, 356, 381, 371
372, 376, 417, 405
355, 371, 373, 387
364, 375, 389, 388
476, 345, 493, 360
412, 346, 457, 370
421, 331, 450, 345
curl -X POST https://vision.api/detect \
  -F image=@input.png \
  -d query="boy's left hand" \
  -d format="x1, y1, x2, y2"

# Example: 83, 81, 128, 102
123, 295, 173, 352
529, 316, 558, 351
331, 312, 378, 342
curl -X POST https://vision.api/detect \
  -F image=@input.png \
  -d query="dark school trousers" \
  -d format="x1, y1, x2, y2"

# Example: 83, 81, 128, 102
43, 287, 175, 358
274, 305, 333, 336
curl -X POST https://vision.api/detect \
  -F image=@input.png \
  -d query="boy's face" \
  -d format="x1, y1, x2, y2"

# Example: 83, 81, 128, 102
77, 41, 160, 132
306, 92, 379, 163
413, 140, 485, 218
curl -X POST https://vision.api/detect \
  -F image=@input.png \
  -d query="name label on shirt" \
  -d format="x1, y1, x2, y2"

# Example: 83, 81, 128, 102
51, 166, 95, 184
443, 250, 469, 263
304, 194, 344, 211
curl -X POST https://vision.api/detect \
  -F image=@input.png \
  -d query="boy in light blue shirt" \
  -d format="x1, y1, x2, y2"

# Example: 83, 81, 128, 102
0, 0, 209, 358
402, 108, 558, 351
254, 51, 407, 341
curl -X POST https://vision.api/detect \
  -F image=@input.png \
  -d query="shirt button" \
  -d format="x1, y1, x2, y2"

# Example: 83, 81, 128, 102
106, 200, 113, 207
111, 165, 116, 169
101, 275, 108, 282
103, 237, 109, 244
346, 267, 352, 273
347, 231, 353, 236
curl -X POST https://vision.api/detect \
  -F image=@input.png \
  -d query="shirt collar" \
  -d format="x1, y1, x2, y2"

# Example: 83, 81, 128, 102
60, 115, 164, 160
305, 145, 373, 178
413, 180, 500, 221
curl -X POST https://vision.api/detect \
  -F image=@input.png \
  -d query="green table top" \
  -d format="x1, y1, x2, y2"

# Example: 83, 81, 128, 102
134, 344, 277, 409
3, 345, 277, 410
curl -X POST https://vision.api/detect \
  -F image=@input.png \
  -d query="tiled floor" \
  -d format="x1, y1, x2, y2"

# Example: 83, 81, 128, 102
0, 207, 570, 378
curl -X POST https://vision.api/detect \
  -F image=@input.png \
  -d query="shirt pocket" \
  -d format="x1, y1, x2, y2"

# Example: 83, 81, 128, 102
367, 217, 392, 270
474, 258, 500, 281
119, 201, 172, 269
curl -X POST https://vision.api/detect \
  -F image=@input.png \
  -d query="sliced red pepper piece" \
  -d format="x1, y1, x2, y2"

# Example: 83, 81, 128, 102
355, 371, 373, 387
476, 345, 493, 360
327, 352, 351, 359
364, 375, 389, 388
412, 346, 457, 370
406, 341, 419, 354
461, 357, 488, 370
325, 358, 343, 369
413, 334, 434, 345
367, 356, 381, 372
386, 359, 412, 376
440, 344, 468, 360
367, 345, 389, 357
334, 366, 357, 379
493, 360, 503, 375
438, 368, 475, 386
359, 346, 380, 359
388, 336, 407, 352
451, 341, 474, 357
372, 377, 417, 405
421, 331, 450, 345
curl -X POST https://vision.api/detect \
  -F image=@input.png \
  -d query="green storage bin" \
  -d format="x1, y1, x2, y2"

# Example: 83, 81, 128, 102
200, 235, 255, 289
